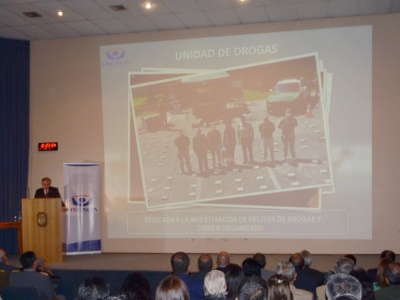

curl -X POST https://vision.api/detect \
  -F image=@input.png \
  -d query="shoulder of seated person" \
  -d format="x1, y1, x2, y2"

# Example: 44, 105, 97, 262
38, 271, 50, 276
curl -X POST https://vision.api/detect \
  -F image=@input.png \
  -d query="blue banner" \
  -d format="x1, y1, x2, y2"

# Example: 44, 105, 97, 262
63, 163, 101, 254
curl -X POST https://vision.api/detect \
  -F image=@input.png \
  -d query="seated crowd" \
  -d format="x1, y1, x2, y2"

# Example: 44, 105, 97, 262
0, 248, 399, 300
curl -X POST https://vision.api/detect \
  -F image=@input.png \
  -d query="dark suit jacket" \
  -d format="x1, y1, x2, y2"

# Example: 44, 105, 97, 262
294, 266, 324, 300
34, 187, 65, 207
176, 273, 204, 300
10, 269, 54, 300
34, 187, 61, 198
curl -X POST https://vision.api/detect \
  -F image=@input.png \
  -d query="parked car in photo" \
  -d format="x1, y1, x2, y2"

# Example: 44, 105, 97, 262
266, 78, 310, 115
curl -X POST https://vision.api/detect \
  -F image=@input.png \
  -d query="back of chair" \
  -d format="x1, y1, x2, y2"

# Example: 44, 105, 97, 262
2, 286, 40, 300
0, 270, 9, 294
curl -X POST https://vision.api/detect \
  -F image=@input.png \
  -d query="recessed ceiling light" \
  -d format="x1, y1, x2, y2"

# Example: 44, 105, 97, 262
23, 11, 42, 18
57, 10, 63, 17
145, 2, 152, 9
109, 5, 127, 11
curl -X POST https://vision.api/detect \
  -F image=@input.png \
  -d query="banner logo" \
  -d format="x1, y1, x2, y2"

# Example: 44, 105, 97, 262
71, 195, 92, 207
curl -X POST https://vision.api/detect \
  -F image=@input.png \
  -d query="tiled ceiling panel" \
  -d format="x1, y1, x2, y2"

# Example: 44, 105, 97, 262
0, 0, 399, 40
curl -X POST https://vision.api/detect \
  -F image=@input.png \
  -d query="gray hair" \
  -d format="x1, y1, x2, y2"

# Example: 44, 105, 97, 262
276, 261, 296, 282
300, 250, 312, 267
334, 257, 355, 274
204, 270, 227, 298
326, 274, 362, 300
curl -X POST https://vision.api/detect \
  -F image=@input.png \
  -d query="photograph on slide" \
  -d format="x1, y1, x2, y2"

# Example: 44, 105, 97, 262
129, 54, 333, 210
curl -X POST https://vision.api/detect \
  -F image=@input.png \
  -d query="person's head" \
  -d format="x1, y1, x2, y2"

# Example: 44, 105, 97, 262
276, 261, 296, 283
20, 251, 37, 269
383, 261, 400, 285
171, 252, 190, 275
267, 274, 293, 300
380, 250, 396, 262
225, 263, 244, 300
120, 272, 151, 300
198, 253, 213, 273
264, 115, 269, 122
285, 109, 291, 117
334, 257, 355, 274
242, 257, 261, 277
325, 274, 362, 300
0, 248, 9, 264
41, 177, 51, 189
253, 253, 266, 269
217, 251, 230, 268
288, 253, 304, 273
349, 268, 374, 300
155, 275, 189, 300
78, 276, 110, 300
344, 254, 357, 267
204, 270, 227, 298
237, 275, 267, 300
299, 250, 312, 267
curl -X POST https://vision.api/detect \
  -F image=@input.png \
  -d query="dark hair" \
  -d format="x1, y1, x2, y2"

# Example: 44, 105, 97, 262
383, 262, 400, 285
237, 275, 267, 300
120, 272, 151, 300
225, 264, 244, 300
198, 254, 213, 273
78, 276, 110, 300
253, 253, 266, 268
155, 275, 189, 300
350, 268, 375, 300
380, 250, 396, 262
171, 252, 190, 274
267, 274, 293, 300
242, 258, 261, 277
288, 253, 304, 273
344, 254, 357, 266
20, 251, 36, 269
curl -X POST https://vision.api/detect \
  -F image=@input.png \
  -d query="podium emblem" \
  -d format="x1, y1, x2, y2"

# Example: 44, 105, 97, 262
36, 212, 47, 227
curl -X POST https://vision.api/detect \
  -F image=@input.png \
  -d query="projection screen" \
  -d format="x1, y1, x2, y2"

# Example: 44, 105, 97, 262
100, 25, 371, 240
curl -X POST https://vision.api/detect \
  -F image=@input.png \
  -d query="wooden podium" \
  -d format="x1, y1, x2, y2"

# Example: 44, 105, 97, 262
21, 198, 65, 263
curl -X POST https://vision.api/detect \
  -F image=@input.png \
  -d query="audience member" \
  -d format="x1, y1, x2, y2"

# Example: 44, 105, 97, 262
237, 275, 267, 300
225, 263, 244, 300
78, 276, 110, 300
276, 261, 312, 300
267, 274, 293, 300
242, 257, 262, 277
367, 250, 396, 282
350, 268, 375, 300
374, 261, 400, 300
171, 251, 204, 300
203, 270, 228, 300
344, 255, 357, 268
216, 251, 230, 273
0, 248, 17, 273
292, 251, 324, 300
374, 258, 391, 291
155, 274, 189, 300
9, 250, 61, 300
317, 257, 356, 300
120, 272, 151, 300
253, 253, 275, 281
325, 274, 362, 300
105, 296, 128, 300
195, 253, 213, 280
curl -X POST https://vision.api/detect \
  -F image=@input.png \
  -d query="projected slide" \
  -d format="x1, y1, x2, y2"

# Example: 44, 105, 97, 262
100, 25, 371, 239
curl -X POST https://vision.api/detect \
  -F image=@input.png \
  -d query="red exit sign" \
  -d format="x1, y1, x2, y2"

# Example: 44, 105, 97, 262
38, 142, 58, 151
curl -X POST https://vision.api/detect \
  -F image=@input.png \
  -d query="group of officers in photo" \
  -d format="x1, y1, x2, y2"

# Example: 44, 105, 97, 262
174, 109, 298, 175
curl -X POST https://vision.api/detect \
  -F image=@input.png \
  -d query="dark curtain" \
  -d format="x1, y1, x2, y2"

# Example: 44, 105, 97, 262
0, 38, 30, 254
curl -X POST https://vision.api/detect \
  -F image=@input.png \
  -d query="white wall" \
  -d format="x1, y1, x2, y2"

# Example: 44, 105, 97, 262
29, 14, 400, 254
